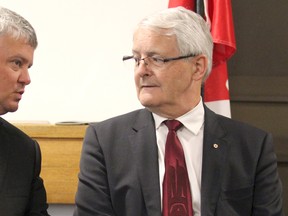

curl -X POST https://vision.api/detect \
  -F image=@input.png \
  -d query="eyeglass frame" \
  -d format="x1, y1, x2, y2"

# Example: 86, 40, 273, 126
122, 53, 196, 68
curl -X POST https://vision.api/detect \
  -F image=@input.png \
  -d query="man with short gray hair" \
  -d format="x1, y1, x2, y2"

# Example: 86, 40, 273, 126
0, 6, 49, 215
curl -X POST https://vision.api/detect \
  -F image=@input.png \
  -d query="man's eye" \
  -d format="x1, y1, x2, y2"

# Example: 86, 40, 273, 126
151, 57, 164, 63
9, 59, 23, 71
14, 60, 22, 67
133, 57, 141, 64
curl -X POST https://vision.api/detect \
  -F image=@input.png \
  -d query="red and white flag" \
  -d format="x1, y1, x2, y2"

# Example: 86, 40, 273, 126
168, 0, 236, 118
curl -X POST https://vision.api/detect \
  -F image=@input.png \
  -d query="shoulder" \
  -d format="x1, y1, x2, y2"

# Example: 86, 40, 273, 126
0, 117, 34, 148
205, 107, 269, 141
89, 108, 150, 129
204, 108, 276, 166
220, 114, 266, 136
84, 109, 153, 141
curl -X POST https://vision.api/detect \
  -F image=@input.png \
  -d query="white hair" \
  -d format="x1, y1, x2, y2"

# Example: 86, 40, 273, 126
137, 6, 213, 80
0, 6, 37, 48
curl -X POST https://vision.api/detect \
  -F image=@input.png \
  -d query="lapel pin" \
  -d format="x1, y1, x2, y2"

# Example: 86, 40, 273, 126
213, 144, 219, 149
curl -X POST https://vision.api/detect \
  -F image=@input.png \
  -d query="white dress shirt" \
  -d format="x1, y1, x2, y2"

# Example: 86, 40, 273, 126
152, 99, 205, 216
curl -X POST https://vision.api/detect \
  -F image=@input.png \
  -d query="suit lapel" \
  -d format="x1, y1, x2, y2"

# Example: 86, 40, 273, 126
0, 118, 9, 192
127, 108, 230, 215
129, 109, 162, 215
201, 108, 229, 215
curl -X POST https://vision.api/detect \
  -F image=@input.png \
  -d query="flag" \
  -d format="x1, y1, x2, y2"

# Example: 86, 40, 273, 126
168, 0, 195, 10
168, 0, 236, 118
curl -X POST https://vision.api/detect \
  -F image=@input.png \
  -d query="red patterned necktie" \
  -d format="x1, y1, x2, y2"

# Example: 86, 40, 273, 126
162, 120, 193, 216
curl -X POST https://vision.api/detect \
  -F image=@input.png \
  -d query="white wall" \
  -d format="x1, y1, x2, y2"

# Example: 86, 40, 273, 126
1, 0, 169, 123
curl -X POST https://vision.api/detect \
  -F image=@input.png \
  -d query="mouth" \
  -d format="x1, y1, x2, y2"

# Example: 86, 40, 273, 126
139, 79, 159, 91
141, 82, 159, 88
141, 85, 158, 91
18, 91, 24, 96
142, 85, 154, 88
15, 90, 25, 100
140, 85, 160, 95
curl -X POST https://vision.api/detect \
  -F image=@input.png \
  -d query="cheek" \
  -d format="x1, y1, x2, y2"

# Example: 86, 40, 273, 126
0, 79, 9, 99
134, 73, 139, 87
0, 68, 19, 89
165, 73, 192, 94
0, 69, 9, 82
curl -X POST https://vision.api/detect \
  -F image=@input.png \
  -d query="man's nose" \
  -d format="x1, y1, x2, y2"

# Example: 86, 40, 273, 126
19, 68, 31, 85
135, 59, 152, 77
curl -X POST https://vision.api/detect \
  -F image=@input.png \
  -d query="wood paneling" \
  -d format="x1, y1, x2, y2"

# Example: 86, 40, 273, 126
14, 123, 88, 204
227, 0, 288, 213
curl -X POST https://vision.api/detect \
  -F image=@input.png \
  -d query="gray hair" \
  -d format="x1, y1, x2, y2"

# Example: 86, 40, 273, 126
0, 6, 37, 48
137, 6, 213, 80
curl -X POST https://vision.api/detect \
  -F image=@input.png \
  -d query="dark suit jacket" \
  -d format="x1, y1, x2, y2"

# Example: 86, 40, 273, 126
74, 107, 283, 216
0, 117, 49, 216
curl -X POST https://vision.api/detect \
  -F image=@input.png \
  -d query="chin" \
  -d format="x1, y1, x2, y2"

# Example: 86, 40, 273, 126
138, 93, 157, 105
140, 101, 161, 112
139, 97, 154, 107
7, 105, 19, 113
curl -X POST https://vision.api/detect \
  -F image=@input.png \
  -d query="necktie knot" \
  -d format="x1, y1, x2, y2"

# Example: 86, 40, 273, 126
164, 120, 183, 132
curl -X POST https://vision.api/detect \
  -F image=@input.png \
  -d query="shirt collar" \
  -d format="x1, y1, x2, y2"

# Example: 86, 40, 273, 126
153, 97, 205, 135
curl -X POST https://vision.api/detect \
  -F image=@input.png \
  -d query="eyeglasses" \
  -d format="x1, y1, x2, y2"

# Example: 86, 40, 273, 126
122, 54, 196, 68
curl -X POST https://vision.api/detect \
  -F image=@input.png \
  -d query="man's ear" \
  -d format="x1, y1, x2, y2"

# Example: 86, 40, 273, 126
192, 55, 208, 81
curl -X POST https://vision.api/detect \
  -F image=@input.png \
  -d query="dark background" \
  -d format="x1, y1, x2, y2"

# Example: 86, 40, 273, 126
227, 0, 288, 213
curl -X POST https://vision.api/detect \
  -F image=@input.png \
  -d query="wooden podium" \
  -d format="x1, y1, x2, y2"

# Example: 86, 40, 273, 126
13, 123, 88, 204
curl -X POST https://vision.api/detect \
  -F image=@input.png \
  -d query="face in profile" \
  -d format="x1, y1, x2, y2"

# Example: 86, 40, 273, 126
0, 34, 34, 115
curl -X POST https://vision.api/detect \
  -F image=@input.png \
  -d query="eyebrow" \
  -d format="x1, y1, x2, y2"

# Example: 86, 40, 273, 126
132, 50, 162, 57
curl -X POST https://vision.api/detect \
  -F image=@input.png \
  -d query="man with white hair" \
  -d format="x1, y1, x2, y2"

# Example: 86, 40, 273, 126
74, 7, 283, 215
